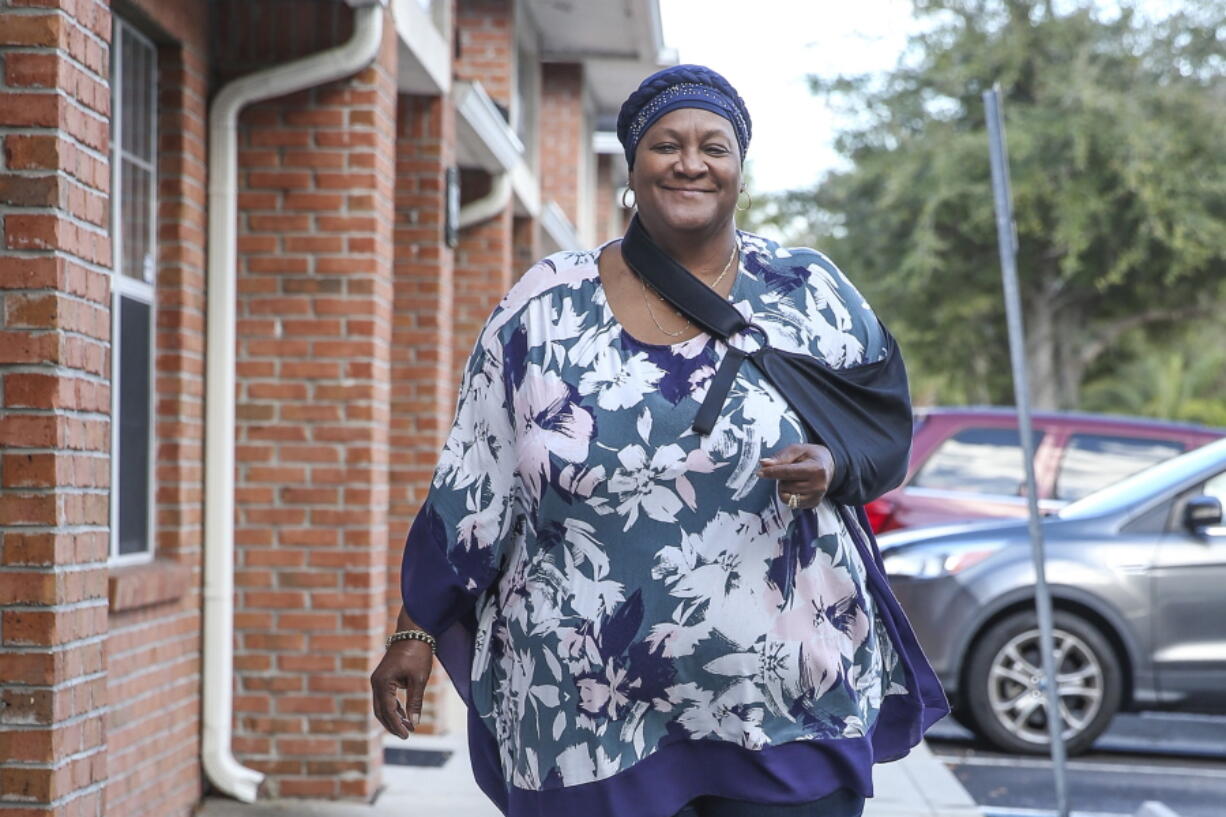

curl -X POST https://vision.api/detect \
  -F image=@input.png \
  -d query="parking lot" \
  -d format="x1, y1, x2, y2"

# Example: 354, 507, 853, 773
929, 711, 1226, 816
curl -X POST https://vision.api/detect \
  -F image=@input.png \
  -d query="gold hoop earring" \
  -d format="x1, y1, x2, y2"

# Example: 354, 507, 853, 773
621, 187, 636, 209
736, 189, 752, 212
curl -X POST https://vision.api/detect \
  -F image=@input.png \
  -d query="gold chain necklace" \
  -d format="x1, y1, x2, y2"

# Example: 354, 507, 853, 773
640, 239, 739, 338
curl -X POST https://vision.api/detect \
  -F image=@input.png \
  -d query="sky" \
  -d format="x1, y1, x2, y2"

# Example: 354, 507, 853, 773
658, 0, 1188, 195
659, 0, 917, 194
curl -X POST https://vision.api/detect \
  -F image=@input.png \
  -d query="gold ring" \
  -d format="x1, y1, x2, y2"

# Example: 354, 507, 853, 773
788, 493, 799, 510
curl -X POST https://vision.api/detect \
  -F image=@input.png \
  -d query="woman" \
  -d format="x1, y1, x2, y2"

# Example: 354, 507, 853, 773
371, 65, 947, 817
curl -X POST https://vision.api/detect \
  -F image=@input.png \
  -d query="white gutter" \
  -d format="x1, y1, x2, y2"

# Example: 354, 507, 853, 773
452, 80, 537, 222
458, 172, 512, 229
202, 1, 384, 803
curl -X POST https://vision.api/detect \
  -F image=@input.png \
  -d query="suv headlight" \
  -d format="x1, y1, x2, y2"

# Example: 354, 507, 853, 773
882, 547, 999, 579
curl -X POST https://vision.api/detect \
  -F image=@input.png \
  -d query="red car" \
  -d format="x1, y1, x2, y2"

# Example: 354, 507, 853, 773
866, 407, 1225, 533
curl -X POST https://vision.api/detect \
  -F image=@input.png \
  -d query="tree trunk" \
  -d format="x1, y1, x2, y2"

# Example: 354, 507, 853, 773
1024, 293, 1060, 410
1024, 283, 1087, 411
1054, 307, 1087, 409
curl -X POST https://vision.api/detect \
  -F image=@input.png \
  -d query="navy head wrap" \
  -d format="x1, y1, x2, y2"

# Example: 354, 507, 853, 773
616, 64, 752, 170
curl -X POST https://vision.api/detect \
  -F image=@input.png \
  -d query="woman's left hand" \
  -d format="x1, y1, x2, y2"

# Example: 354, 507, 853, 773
756, 443, 836, 510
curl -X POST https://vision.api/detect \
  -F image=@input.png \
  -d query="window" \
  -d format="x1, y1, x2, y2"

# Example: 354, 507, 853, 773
1055, 434, 1184, 502
109, 18, 158, 561
912, 427, 1044, 496
1203, 472, 1226, 506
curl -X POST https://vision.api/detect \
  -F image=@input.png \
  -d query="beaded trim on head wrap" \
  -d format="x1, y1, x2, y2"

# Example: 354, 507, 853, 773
616, 64, 752, 171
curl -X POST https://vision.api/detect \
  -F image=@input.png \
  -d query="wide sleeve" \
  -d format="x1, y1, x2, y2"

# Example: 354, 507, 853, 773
399, 314, 521, 703
809, 253, 911, 505
758, 248, 912, 506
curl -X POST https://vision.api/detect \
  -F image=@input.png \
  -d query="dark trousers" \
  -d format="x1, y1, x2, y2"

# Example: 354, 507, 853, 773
672, 788, 865, 817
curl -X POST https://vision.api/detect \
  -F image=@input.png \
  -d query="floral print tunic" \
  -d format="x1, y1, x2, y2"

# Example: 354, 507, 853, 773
400, 230, 947, 816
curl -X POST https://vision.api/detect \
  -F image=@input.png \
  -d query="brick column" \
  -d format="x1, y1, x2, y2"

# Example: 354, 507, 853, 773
453, 0, 516, 366
388, 92, 455, 734
101, 2, 212, 813
228, 5, 398, 801
512, 214, 538, 276
0, 2, 112, 815
539, 62, 583, 226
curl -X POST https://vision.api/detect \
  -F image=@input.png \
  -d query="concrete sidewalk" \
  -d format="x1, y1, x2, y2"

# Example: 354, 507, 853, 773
201, 688, 982, 817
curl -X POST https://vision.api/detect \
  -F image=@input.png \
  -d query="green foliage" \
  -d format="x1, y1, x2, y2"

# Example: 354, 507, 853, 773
1081, 320, 1226, 426
768, 0, 1226, 411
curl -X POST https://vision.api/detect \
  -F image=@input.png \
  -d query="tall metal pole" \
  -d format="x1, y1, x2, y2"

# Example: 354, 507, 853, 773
983, 84, 1070, 817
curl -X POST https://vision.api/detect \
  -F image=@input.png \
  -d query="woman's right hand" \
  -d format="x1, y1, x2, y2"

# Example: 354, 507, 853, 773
370, 640, 435, 738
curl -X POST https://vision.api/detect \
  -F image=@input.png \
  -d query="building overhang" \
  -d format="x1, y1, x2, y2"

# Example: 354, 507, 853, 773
391, 0, 450, 94
454, 81, 540, 218
526, 0, 676, 121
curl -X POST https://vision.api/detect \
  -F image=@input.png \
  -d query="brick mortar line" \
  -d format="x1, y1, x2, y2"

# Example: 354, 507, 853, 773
0, 328, 110, 349
101, 659, 200, 702
0, 782, 105, 810
0, 362, 112, 384
0, 43, 112, 87
0, 84, 110, 125
0, 560, 109, 574
107, 716, 202, 765
0, 406, 111, 421
0, 203, 112, 233
0, 126, 111, 164
0, 686, 108, 721
0, 5, 115, 56
103, 721, 201, 765
0, 668, 107, 692
0, 166, 107, 192
0, 492, 111, 503
0, 598, 108, 614
104, 618, 202, 664
0, 744, 108, 772
0, 522, 107, 533
106, 776, 202, 817
0, 458, 111, 471
0, 321, 110, 342
155, 344, 207, 356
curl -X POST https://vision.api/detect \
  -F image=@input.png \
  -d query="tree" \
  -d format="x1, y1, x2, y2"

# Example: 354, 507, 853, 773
1081, 319, 1226, 426
774, 0, 1226, 409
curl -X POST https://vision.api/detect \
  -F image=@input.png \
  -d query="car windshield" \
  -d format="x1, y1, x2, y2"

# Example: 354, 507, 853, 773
1058, 437, 1226, 519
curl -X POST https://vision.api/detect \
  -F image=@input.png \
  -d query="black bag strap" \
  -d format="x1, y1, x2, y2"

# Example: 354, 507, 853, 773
621, 215, 749, 340
617, 214, 913, 506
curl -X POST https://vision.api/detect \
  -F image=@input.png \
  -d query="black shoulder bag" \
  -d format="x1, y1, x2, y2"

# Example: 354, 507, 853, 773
620, 215, 913, 507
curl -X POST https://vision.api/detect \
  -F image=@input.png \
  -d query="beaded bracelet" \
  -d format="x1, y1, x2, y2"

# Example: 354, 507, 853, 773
385, 629, 437, 653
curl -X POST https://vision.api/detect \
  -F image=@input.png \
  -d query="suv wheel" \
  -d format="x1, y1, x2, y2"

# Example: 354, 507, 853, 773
965, 610, 1122, 755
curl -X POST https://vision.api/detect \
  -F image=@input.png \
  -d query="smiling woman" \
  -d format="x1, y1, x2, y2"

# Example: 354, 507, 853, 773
372, 63, 948, 817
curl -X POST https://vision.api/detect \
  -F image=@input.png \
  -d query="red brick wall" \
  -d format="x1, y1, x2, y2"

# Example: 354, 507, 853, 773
452, 0, 516, 379
512, 214, 537, 274
454, 0, 514, 111
100, 2, 212, 816
539, 62, 583, 228
0, 0, 113, 814
389, 92, 455, 734
228, 5, 398, 801
454, 190, 512, 387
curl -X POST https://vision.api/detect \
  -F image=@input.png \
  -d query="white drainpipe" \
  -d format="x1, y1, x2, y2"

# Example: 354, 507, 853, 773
203, 1, 384, 802
458, 172, 512, 228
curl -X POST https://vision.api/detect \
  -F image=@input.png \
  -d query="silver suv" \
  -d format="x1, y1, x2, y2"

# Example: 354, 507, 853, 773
879, 437, 1226, 754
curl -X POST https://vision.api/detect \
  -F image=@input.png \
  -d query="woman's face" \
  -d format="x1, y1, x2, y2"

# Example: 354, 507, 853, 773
629, 107, 742, 238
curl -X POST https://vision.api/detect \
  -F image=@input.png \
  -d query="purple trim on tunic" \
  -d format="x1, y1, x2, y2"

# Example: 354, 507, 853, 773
401, 501, 950, 817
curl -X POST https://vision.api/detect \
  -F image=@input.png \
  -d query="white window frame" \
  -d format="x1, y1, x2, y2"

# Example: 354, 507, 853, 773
109, 17, 159, 565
